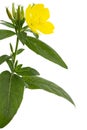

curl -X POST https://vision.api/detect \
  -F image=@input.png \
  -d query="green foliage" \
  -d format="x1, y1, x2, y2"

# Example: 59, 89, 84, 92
15, 66, 40, 76
18, 32, 68, 69
0, 3, 75, 128
17, 48, 24, 55
0, 20, 15, 28
0, 55, 10, 65
23, 76, 75, 105
0, 71, 24, 128
6, 59, 13, 72
10, 43, 14, 53
0, 29, 15, 40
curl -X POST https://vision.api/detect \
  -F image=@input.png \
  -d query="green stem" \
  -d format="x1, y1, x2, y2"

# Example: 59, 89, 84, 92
13, 36, 19, 72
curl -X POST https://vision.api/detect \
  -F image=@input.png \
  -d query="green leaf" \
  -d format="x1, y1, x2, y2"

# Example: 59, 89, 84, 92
15, 64, 23, 70
15, 60, 18, 68
10, 43, 14, 53
23, 76, 75, 105
18, 32, 67, 69
0, 71, 24, 128
15, 67, 40, 76
0, 20, 14, 28
33, 32, 39, 39
17, 48, 24, 55
21, 25, 28, 32
0, 55, 10, 65
0, 29, 15, 40
6, 59, 13, 72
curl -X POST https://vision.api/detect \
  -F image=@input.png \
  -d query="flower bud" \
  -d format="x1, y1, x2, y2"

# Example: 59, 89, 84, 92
21, 6, 24, 20
17, 5, 21, 20
12, 3, 16, 18
6, 8, 13, 20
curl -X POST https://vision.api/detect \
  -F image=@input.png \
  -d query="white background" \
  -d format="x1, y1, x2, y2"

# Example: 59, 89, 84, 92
0, 0, 87, 129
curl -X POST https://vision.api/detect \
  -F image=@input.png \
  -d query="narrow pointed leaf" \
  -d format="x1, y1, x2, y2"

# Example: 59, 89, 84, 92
15, 67, 40, 76
0, 29, 15, 40
0, 55, 10, 65
6, 59, 13, 72
0, 71, 24, 128
17, 48, 24, 55
33, 32, 39, 39
23, 76, 75, 105
0, 20, 14, 28
18, 32, 68, 69
16, 64, 23, 70
10, 43, 14, 53
21, 25, 29, 32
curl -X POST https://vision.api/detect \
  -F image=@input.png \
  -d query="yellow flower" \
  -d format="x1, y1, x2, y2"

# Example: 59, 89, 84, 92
25, 4, 54, 34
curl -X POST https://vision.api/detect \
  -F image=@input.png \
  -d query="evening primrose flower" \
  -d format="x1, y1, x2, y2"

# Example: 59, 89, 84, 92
25, 4, 54, 34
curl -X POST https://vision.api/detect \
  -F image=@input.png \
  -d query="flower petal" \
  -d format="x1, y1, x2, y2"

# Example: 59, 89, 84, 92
32, 4, 50, 20
37, 21, 54, 34
25, 4, 54, 34
40, 8, 50, 21
25, 5, 32, 24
